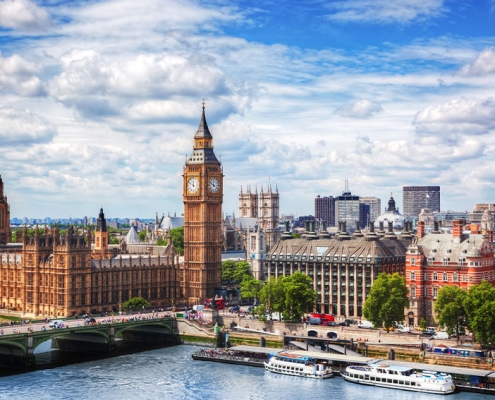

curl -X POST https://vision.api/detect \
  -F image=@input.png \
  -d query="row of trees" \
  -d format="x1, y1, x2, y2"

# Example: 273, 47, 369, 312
240, 271, 316, 323
435, 281, 495, 346
363, 272, 495, 346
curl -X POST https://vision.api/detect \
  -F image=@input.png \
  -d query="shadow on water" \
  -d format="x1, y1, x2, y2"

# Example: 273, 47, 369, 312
0, 339, 178, 378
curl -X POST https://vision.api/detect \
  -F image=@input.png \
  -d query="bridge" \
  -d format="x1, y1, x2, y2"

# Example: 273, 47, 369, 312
0, 317, 180, 368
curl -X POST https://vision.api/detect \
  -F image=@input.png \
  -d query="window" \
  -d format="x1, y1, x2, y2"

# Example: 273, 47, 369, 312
424, 273, 429, 281
410, 258, 416, 266
453, 273, 458, 282
443, 273, 448, 282
410, 271, 416, 281
443, 258, 449, 266
410, 287, 416, 298
427, 258, 433, 266
433, 287, 438, 298
462, 275, 467, 282
424, 286, 429, 296
433, 272, 438, 281
458, 259, 463, 266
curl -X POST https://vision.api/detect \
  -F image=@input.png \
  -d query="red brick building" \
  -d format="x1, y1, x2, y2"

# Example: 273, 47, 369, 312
405, 218, 494, 326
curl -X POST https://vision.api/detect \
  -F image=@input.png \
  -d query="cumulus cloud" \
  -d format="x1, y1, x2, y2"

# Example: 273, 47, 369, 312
325, 0, 445, 24
457, 48, 495, 77
334, 99, 383, 119
0, 107, 57, 146
0, 0, 51, 32
0, 53, 46, 96
413, 97, 495, 136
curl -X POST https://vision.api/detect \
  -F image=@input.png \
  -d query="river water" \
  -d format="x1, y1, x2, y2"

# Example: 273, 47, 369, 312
0, 345, 490, 400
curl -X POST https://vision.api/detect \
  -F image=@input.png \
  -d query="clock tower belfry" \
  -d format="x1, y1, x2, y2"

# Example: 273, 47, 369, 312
183, 102, 223, 305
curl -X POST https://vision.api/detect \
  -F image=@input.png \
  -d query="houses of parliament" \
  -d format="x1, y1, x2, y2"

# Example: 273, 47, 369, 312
0, 105, 225, 317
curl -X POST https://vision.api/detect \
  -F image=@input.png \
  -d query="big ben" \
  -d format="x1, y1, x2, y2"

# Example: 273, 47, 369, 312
183, 101, 223, 305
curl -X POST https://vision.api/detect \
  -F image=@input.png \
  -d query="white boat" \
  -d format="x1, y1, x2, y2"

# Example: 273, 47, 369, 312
264, 352, 333, 379
343, 361, 455, 394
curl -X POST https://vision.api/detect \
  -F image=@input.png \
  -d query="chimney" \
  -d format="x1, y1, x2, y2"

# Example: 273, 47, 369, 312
453, 220, 463, 244
417, 221, 425, 238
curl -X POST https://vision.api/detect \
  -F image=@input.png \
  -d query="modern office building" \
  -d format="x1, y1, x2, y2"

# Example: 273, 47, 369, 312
359, 197, 381, 222
334, 192, 360, 233
403, 186, 440, 218
315, 195, 335, 227
469, 204, 495, 225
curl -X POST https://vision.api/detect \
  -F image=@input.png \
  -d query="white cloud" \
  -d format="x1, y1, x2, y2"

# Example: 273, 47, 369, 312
458, 48, 495, 77
325, 0, 445, 24
0, 53, 46, 96
413, 97, 495, 136
0, 0, 51, 32
0, 107, 57, 146
334, 99, 383, 119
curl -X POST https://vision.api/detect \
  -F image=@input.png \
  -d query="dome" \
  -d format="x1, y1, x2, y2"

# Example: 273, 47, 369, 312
374, 193, 405, 230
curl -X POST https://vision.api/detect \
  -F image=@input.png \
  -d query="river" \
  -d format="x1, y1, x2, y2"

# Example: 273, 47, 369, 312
0, 345, 491, 400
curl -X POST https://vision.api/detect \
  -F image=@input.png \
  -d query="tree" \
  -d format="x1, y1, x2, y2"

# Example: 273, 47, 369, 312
222, 260, 236, 283
109, 236, 120, 245
240, 275, 264, 304
419, 318, 427, 332
259, 277, 285, 318
281, 271, 316, 322
434, 285, 468, 340
156, 238, 167, 246
170, 227, 184, 255
465, 281, 495, 346
137, 231, 146, 242
363, 272, 409, 332
233, 261, 252, 283
122, 297, 150, 311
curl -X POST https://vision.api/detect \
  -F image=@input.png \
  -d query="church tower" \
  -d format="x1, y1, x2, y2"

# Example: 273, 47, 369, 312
239, 185, 258, 217
259, 184, 280, 250
183, 102, 223, 304
0, 175, 10, 245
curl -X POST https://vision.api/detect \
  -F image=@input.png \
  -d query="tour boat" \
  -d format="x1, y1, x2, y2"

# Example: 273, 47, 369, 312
343, 361, 455, 394
264, 352, 333, 379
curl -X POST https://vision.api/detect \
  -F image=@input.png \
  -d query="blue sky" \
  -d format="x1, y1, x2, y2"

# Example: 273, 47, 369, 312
0, 0, 494, 219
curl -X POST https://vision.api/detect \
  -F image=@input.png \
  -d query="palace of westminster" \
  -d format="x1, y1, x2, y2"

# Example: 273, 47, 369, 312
1, 105, 495, 326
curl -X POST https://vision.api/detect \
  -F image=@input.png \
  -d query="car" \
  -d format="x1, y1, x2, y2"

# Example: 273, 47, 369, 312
326, 332, 338, 339
320, 321, 336, 327
357, 321, 373, 329
85, 318, 97, 325
337, 321, 349, 327
49, 319, 65, 329
398, 326, 411, 333
307, 317, 321, 325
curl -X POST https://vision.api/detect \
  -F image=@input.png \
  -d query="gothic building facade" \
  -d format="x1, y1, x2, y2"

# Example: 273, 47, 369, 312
0, 176, 10, 245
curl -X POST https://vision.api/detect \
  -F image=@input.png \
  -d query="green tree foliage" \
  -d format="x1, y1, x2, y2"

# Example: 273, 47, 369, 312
260, 278, 285, 317
419, 318, 427, 331
222, 260, 236, 283
292, 233, 301, 239
137, 231, 146, 242
109, 236, 120, 245
363, 272, 409, 331
170, 227, 184, 255
434, 285, 468, 339
240, 275, 264, 304
156, 238, 167, 246
122, 297, 150, 311
281, 271, 316, 322
465, 281, 495, 346
222, 260, 252, 284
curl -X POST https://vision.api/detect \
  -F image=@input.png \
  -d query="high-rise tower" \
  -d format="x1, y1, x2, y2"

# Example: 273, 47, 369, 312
183, 102, 223, 304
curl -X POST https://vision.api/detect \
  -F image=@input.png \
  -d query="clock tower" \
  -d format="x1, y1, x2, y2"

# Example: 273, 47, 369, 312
183, 102, 223, 304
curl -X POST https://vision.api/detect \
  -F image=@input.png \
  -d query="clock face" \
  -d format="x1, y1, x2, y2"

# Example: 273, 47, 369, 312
187, 177, 199, 194
208, 177, 219, 193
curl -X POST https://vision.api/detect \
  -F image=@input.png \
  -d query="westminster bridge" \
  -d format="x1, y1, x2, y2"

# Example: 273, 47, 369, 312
0, 317, 182, 368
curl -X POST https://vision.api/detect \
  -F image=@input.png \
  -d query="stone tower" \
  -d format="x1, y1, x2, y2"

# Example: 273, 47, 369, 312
259, 184, 280, 250
239, 186, 258, 217
183, 102, 223, 304
0, 175, 10, 245
93, 208, 109, 260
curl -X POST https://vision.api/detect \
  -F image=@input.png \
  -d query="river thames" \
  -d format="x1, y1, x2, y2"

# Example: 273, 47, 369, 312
0, 345, 491, 400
